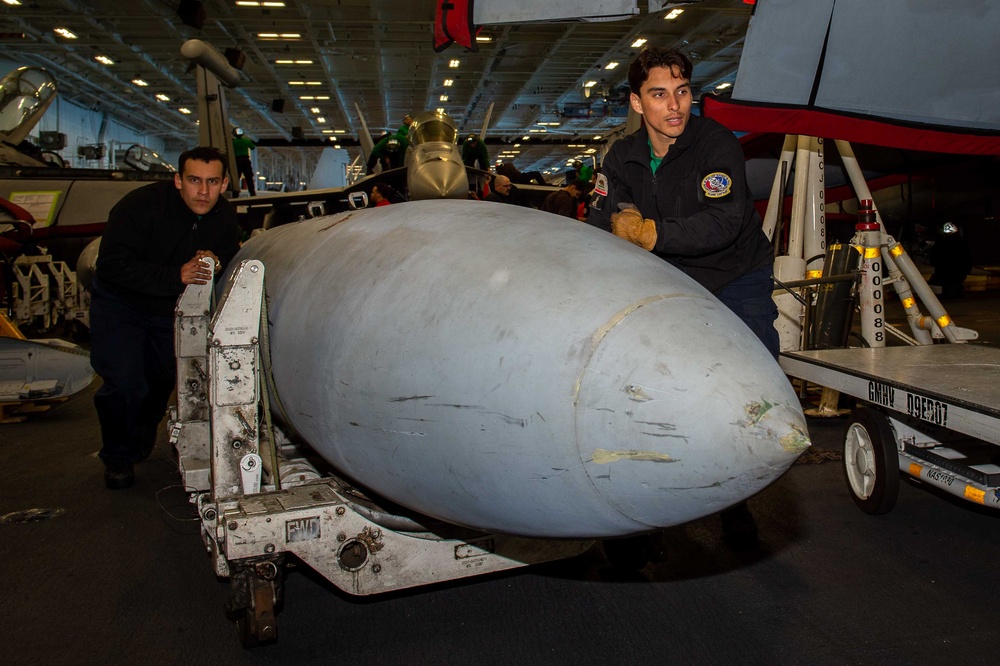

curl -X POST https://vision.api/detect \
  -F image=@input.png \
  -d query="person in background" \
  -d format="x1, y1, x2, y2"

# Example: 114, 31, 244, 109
90, 146, 242, 489
542, 179, 590, 220
929, 221, 973, 299
462, 134, 490, 170
231, 127, 256, 196
587, 47, 777, 549
371, 182, 402, 206
485, 174, 519, 205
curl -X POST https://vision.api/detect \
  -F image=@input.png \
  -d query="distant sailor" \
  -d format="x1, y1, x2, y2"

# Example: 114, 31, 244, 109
231, 127, 257, 196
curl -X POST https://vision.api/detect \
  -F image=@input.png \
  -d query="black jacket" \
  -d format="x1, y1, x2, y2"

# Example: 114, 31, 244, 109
588, 115, 772, 292
95, 180, 241, 315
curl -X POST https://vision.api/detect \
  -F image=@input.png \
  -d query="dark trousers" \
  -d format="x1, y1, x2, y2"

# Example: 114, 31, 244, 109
236, 156, 256, 196
714, 264, 780, 360
90, 282, 176, 465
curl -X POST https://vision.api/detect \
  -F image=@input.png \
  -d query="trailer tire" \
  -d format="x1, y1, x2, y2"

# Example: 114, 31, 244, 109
843, 404, 899, 514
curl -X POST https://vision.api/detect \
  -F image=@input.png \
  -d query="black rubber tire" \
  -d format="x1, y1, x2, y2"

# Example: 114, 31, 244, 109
843, 404, 900, 514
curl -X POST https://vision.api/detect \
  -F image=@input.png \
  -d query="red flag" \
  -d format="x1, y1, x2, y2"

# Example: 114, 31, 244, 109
434, 0, 478, 53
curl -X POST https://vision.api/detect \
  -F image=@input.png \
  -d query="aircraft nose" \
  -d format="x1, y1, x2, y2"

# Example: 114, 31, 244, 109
575, 294, 810, 533
407, 158, 468, 199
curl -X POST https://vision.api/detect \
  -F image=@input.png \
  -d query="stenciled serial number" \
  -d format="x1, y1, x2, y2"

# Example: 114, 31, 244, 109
907, 393, 948, 427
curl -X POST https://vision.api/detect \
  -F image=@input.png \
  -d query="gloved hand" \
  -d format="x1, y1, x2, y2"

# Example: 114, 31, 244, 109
611, 207, 657, 251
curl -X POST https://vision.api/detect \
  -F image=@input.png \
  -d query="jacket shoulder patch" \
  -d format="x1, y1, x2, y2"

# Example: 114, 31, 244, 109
701, 171, 732, 198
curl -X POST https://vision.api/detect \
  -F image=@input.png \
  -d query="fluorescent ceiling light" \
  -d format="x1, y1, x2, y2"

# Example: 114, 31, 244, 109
94, 55, 114, 65
310, 107, 321, 113
258, 33, 300, 39
132, 78, 149, 87
449, 59, 460, 68
631, 38, 647, 48
54, 28, 77, 39
604, 62, 619, 70
439, 95, 448, 102
179, 108, 192, 114
715, 82, 732, 90
443, 79, 453, 87
584, 81, 597, 88
664, 8, 684, 20
155, 94, 170, 101
275, 59, 313, 65
316, 117, 326, 123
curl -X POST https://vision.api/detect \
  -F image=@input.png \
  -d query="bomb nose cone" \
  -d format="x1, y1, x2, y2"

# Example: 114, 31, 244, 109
573, 293, 809, 536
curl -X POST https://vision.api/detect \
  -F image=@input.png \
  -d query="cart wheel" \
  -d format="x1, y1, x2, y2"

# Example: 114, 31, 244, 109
843, 405, 899, 514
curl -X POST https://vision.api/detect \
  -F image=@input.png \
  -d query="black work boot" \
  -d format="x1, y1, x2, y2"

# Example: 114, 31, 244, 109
104, 461, 135, 489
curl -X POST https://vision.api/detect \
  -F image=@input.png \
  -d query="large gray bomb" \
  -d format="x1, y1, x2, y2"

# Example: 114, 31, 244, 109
228, 200, 809, 538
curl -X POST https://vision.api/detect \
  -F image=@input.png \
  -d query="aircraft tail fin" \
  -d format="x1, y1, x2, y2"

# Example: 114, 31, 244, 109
355, 103, 375, 164
479, 101, 494, 139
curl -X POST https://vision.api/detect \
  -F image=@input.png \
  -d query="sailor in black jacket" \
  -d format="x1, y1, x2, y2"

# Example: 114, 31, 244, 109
91, 146, 241, 488
588, 48, 778, 549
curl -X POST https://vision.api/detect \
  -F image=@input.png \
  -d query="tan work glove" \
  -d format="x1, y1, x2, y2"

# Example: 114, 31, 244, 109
611, 207, 657, 251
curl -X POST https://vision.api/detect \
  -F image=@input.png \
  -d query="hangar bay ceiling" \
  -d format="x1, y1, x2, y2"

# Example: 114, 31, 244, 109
0, 0, 753, 176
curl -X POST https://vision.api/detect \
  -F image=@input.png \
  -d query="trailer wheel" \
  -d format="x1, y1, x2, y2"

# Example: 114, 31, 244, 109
843, 405, 899, 514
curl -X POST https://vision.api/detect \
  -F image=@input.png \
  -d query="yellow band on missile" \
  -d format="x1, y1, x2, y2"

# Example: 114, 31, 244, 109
902, 297, 916, 309
937, 315, 952, 328
864, 247, 880, 259
908, 463, 923, 477
964, 486, 986, 504
889, 245, 904, 258
806, 270, 823, 279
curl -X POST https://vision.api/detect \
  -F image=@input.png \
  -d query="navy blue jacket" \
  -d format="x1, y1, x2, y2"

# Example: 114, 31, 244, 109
588, 115, 772, 292
95, 180, 241, 315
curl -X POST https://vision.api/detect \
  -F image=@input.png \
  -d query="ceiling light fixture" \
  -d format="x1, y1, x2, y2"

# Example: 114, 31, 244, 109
275, 59, 313, 65
475, 35, 491, 43
310, 107, 321, 113
715, 82, 732, 90
132, 78, 149, 87
583, 81, 597, 88
3, 0, 22, 6
179, 107, 192, 114
631, 38, 647, 48
449, 59, 460, 68
439, 95, 448, 102
664, 8, 684, 20
94, 55, 115, 65
237, 1, 286, 6
604, 62, 619, 70
54, 27, 77, 39
443, 79, 453, 87
155, 94, 170, 102
316, 117, 326, 123
258, 32, 300, 39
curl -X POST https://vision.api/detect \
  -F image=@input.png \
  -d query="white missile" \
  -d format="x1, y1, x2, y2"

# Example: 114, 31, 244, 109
228, 200, 810, 538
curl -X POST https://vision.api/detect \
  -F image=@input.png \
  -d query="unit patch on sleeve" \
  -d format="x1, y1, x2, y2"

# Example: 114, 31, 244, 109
701, 171, 732, 199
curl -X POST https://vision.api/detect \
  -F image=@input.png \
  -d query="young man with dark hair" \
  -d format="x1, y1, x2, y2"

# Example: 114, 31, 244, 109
542, 179, 591, 220
90, 146, 242, 489
588, 47, 778, 548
